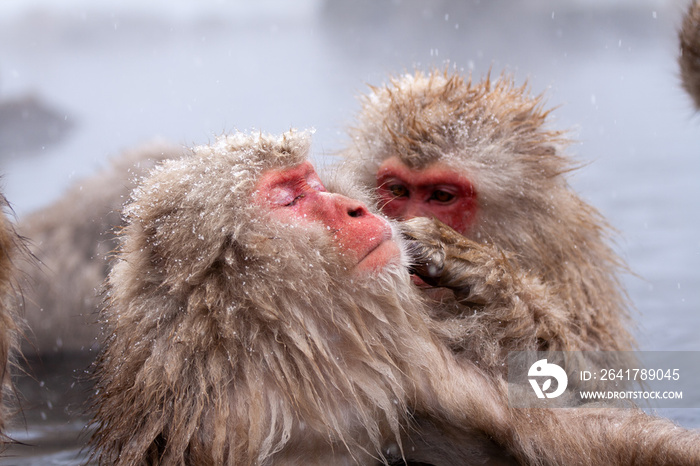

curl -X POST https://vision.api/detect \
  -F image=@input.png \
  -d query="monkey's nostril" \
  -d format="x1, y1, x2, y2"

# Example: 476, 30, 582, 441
348, 207, 364, 218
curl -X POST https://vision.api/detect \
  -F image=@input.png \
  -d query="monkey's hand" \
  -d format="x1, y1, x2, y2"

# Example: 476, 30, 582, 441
401, 217, 507, 305
402, 217, 571, 350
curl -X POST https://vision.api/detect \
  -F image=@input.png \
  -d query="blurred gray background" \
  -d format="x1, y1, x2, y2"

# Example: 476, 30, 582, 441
0, 0, 698, 462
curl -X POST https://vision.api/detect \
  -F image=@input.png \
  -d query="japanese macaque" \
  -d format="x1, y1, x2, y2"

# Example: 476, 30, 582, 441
87, 130, 510, 465
0, 195, 25, 439
17, 142, 183, 357
680, 0, 700, 109
340, 69, 635, 372
88, 130, 700, 465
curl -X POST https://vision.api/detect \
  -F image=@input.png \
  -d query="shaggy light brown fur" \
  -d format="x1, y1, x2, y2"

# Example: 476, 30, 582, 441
342, 70, 634, 360
0, 195, 25, 440
401, 218, 700, 464
87, 131, 509, 465
680, 0, 700, 109
402, 217, 574, 374
89, 130, 700, 465
18, 142, 184, 356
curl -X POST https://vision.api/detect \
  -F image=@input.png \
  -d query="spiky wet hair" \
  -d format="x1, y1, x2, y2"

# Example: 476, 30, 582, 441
342, 69, 633, 353
0, 195, 24, 441
347, 69, 568, 176
89, 130, 430, 465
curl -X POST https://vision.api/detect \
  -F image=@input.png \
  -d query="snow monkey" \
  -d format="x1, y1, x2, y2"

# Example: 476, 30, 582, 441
0, 195, 26, 441
87, 130, 508, 465
18, 142, 183, 357
680, 0, 700, 109
340, 69, 635, 372
88, 130, 700, 465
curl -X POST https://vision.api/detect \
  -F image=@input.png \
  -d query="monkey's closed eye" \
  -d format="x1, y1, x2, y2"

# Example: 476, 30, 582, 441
284, 194, 305, 207
389, 184, 409, 198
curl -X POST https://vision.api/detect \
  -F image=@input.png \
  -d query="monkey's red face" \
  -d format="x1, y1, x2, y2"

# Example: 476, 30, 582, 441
255, 161, 401, 274
376, 156, 478, 235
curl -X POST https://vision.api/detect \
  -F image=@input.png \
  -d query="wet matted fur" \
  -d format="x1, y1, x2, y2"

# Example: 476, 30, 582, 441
87, 130, 507, 465
0, 195, 26, 442
88, 130, 700, 465
341, 69, 635, 361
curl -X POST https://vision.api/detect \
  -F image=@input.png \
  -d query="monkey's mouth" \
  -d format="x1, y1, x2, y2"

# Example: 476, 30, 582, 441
355, 228, 400, 273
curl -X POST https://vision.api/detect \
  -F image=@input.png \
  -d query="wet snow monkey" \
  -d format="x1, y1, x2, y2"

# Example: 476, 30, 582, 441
680, 0, 700, 109
88, 130, 508, 465
340, 69, 634, 369
18, 142, 182, 358
0, 195, 26, 442
88, 130, 700, 465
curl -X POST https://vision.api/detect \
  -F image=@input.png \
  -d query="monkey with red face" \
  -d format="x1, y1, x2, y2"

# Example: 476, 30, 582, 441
88, 130, 512, 465
88, 130, 700, 466
340, 70, 634, 374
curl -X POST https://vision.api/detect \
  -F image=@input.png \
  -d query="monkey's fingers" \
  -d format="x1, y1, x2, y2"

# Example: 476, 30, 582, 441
400, 217, 446, 280
400, 219, 473, 299
403, 238, 445, 287
405, 244, 475, 303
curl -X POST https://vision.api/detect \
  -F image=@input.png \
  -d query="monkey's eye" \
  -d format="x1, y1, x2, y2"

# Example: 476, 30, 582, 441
268, 186, 303, 207
388, 184, 409, 198
430, 189, 455, 203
